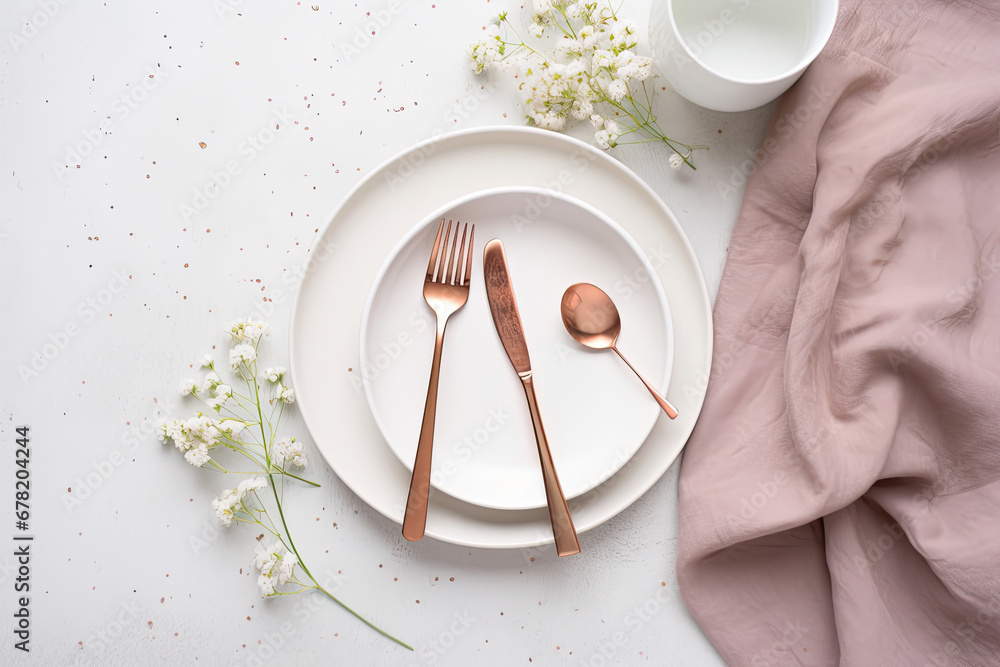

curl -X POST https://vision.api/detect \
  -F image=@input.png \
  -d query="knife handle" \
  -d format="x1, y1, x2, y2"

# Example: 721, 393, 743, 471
402, 317, 447, 542
519, 373, 581, 557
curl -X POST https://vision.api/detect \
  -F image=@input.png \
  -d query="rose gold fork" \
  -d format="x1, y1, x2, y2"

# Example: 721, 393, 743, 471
402, 219, 474, 542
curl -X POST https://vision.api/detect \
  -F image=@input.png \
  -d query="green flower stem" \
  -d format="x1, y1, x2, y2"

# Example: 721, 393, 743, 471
313, 580, 413, 651
222, 441, 267, 469
245, 367, 409, 649
276, 468, 319, 488
266, 474, 412, 650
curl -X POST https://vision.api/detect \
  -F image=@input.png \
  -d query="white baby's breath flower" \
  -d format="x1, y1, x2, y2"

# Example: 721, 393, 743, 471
470, 41, 502, 74
212, 477, 266, 527
198, 376, 217, 396
571, 97, 594, 120
164, 413, 222, 466
588, 2, 614, 24
254, 541, 298, 597
274, 437, 307, 468
595, 129, 612, 150
230, 344, 257, 371
533, 0, 552, 13
185, 445, 210, 467
607, 78, 629, 101
179, 379, 198, 397
228, 318, 270, 344
208, 387, 231, 412
263, 367, 286, 384
237, 477, 267, 497
275, 383, 295, 404
528, 21, 545, 38
604, 118, 619, 135
219, 419, 245, 439
535, 112, 566, 131
206, 395, 228, 412
592, 48, 614, 70
590, 113, 605, 129
159, 419, 186, 446
200, 354, 214, 368
554, 36, 582, 59
183, 416, 221, 461
669, 153, 685, 169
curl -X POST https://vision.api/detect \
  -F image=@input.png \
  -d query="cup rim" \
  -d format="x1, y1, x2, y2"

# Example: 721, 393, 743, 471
665, 0, 839, 85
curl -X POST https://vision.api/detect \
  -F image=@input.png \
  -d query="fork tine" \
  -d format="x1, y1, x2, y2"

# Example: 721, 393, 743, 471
454, 224, 468, 286
435, 219, 452, 283
463, 225, 474, 286
448, 223, 464, 285
426, 219, 444, 279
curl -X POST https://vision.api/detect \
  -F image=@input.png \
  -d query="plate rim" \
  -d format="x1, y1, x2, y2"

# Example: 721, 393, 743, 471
288, 124, 714, 549
357, 184, 675, 510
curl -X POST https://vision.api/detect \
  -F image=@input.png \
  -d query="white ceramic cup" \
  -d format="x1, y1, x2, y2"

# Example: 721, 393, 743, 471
650, 0, 838, 112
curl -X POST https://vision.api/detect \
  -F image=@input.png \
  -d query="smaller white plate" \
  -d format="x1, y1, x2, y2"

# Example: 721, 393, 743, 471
358, 187, 673, 510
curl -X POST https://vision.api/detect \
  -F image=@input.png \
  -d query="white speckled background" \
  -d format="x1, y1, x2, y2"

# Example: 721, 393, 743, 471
0, 0, 772, 664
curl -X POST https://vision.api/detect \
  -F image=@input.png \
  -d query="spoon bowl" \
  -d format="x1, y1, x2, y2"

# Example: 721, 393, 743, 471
560, 282, 678, 419
560, 282, 623, 350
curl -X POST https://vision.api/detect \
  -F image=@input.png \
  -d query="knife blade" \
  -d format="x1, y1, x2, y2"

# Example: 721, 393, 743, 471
482, 239, 531, 375
482, 238, 581, 557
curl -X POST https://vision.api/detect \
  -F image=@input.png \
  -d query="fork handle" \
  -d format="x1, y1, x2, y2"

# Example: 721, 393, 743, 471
519, 373, 581, 557
402, 316, 448, 542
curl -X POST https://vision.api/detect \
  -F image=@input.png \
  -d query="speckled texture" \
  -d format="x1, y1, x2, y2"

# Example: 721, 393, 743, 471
0, 0, 768, 663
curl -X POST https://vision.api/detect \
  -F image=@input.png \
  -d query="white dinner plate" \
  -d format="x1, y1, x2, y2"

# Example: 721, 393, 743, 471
359, 187, 673, 510
289, 126, 712, 549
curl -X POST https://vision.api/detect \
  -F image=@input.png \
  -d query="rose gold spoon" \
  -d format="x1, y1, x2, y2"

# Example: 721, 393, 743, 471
560, 282, 678, 419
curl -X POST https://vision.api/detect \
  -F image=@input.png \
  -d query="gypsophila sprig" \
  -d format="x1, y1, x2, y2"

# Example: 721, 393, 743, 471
469, 0, 707, 168
158, 318, 411, 651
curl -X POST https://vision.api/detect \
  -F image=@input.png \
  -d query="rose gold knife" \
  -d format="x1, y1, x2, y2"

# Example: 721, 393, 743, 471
482, 238, 581, 557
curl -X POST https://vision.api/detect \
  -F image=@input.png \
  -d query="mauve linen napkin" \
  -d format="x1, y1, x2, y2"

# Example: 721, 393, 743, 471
676, 1, 1000, 665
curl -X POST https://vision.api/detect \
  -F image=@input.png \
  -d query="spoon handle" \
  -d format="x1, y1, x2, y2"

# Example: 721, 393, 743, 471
613, 347, 678, 419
